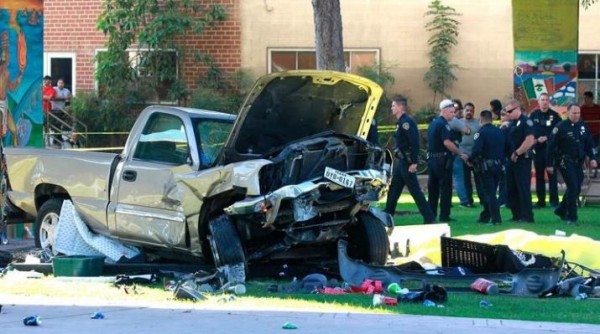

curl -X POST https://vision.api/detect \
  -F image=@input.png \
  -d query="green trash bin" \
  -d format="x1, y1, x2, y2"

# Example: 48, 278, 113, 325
52, 255, 105, 277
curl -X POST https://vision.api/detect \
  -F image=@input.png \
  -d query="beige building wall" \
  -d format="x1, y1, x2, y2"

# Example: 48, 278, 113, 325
240, 0, 600, 111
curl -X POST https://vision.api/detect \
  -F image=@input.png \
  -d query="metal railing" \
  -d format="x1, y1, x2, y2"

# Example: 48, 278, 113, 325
44, 107, 88, 149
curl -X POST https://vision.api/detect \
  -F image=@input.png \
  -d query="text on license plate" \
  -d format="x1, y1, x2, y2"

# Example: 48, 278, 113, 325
324, 167, 356, 188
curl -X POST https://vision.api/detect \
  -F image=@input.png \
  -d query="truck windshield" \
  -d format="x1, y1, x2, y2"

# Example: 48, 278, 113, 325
193, 118, 234, 168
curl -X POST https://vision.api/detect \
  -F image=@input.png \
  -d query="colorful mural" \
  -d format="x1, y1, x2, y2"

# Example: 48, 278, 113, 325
512, 0, 579, 113
0, 0, 43, 148
513, 50, 578, 111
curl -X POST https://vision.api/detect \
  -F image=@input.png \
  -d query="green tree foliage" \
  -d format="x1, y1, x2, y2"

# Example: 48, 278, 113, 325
423, 0, 460, 104
96, 0, 227, 102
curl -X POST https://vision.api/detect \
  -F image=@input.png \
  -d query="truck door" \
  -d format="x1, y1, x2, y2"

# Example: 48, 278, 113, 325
112, 112, 193, 248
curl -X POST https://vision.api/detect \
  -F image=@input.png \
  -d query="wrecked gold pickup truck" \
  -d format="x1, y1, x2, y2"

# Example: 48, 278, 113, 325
1, 70, 392, 266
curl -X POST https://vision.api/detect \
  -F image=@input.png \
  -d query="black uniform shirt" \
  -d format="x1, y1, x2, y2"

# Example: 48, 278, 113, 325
427, 116, 452, 154
530, 108, 561, 143
469, 123, 508, 163
394, 113, 420, 163
508, 114, 534, 155
547, 120, 595, 163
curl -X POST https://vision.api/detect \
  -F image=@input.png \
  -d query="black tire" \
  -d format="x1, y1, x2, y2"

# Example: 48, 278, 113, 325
208, 214, 245, 267
416, 148, 428, 175
346, 212, 389, 265
34, 198, 64, 250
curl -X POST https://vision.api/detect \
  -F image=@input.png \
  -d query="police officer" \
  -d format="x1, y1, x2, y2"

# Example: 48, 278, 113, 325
427, 99, 468, 222
384, 96, 436, 224
547, 103, 598, 225
468, 110, 509, 225
530, 93, 561, 208
504, 98, 536, 223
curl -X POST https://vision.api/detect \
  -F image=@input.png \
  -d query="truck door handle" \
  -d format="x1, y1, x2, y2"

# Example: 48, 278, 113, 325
122, 170, 137, 182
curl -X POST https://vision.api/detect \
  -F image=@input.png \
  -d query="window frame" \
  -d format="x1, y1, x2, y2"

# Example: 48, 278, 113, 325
267, 48, 381, 74
578, 52, 599, 102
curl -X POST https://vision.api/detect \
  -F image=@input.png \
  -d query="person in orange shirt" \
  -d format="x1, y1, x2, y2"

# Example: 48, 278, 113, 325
42, 75, 56, 145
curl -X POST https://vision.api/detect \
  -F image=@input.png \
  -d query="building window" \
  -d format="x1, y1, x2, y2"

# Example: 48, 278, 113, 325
95, 49, 178, 103
578, 53, 599, 101
43, 52, 76, 95
268, 48, 380, 74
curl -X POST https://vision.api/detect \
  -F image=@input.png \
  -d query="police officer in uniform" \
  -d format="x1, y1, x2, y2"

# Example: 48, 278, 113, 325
385, 97, 436, 224
427, 99, 468, 222
547, 103, 598, 225
468, 110, 509, 225
504, 99, 536, 223
530, 93, 561, 208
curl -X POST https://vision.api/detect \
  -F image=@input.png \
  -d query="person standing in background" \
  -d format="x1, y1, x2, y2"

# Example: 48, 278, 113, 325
530, 93, 561, 209
427, 99, 468, 222
385, 96, 436, 224
459, 102, 482, 207
468, 110, 509, 225
504, 99, 536, 223
547, 103, 598, 225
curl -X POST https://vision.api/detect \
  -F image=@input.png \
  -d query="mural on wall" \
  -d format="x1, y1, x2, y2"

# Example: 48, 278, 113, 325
512, 0, 579, 113
513, 51, 578, 111
0, 0, 43, 148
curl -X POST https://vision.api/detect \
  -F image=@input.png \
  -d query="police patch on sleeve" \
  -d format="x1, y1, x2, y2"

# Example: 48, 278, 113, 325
473, 133, 480, 140
526, 119, 533, 126
402, 122, 410, 130
552, 127, 559, 135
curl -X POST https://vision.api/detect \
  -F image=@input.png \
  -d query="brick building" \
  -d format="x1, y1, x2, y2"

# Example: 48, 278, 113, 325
43, 0, 241, 98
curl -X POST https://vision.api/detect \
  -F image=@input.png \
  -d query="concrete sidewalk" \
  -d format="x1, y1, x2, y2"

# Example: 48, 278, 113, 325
0, 295, 598, 334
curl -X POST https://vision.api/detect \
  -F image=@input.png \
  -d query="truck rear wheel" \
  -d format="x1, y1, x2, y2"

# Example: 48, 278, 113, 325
346, 212, 389, 265
208, 214, 245, 267
34, 199, 64, 251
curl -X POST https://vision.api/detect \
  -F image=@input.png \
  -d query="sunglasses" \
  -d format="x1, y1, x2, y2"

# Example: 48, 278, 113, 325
441, 103, 455, 110
504, 106, 518, 114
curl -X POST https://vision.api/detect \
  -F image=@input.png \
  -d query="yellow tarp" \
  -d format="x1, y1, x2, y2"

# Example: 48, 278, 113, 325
402, 229, 600, 271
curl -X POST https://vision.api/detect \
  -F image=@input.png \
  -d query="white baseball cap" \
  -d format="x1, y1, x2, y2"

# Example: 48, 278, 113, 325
439, 99, 454, 110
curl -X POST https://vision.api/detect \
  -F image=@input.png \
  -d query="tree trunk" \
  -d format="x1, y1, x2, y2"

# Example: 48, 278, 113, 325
312, 0, 345, 72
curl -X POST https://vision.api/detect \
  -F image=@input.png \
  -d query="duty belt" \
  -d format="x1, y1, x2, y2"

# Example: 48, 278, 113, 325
427, 152, 447, 159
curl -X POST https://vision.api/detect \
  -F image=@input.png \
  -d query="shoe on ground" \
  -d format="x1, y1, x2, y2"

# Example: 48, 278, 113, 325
519, 219, 534, 224
491, 220, 502, 225
553, 208, 567, 221
566, 220, 578, 226
439, 217, 456, 222
533, 203, 546, 209
510, 217, 520, 222
459, 203, 473, 208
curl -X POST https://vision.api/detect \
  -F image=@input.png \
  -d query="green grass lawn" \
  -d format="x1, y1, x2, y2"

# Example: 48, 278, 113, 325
389, 194, 600, 240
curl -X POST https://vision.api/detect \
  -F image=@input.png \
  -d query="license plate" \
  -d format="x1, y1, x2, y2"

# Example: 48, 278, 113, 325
324, 167, 355, 188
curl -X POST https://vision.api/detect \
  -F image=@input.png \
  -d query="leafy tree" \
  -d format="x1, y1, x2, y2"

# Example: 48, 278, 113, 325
96, 0, 227, 103
312, 0, 345, 71
423, 0, 460, 104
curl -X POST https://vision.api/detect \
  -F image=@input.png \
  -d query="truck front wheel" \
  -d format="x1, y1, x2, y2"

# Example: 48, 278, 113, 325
34, 199, 64, 251
207, 214, 245, 267
345, 212, 389, 265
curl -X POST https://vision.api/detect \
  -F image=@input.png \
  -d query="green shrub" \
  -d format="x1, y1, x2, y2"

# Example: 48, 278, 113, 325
413, 104, 437, 124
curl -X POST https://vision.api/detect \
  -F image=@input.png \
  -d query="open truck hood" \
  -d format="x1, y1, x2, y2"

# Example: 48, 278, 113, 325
221, 70, 383, 163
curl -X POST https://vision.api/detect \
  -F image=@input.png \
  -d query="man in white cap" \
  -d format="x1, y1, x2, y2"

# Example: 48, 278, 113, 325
426, 99, 468, 222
